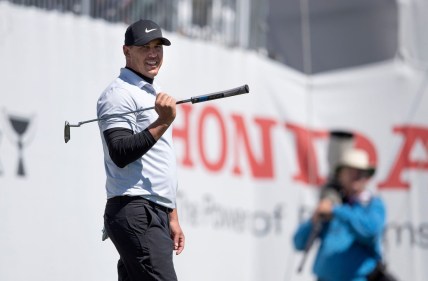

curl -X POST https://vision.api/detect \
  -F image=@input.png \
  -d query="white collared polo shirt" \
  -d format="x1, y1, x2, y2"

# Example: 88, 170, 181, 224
97, 68, 177, 209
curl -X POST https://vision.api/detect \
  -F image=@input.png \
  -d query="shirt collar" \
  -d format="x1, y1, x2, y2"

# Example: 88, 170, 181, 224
347, 190, 372, 206
119, 68, 156, 95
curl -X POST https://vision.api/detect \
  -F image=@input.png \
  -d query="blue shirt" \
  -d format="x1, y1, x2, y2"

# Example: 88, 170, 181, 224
293, 196, 386, 281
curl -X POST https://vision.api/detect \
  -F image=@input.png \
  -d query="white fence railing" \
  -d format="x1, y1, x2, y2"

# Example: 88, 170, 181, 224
2, 0, 265, 50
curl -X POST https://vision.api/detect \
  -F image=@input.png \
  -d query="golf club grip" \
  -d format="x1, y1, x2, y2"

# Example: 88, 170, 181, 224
190, 84, 249, 104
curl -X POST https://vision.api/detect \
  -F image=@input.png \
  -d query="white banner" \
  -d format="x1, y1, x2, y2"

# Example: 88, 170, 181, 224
0, 2, 427, 281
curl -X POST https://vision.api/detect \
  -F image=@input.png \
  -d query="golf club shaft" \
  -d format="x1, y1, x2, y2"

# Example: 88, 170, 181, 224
72, 84, 249, 127
64, 84, 249, 143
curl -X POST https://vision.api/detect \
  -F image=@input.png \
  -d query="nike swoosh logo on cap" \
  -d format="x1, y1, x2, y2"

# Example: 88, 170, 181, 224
145, 28, 157, 33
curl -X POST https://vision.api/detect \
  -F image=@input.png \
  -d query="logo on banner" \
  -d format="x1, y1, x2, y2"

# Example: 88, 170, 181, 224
173, 104, 428, 190
0, 109, 36, 177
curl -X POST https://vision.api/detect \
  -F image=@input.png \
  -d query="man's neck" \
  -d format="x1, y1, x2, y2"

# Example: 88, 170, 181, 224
125, 67, 154, 84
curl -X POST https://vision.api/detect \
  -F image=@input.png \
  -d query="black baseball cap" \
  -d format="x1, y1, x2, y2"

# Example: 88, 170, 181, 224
124, 19, 171, 46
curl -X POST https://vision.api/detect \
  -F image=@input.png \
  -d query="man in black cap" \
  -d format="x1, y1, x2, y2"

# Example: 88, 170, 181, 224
97, 19, 184, 281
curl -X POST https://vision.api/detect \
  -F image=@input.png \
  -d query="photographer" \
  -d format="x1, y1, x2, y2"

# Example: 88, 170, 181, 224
293, 149, 389, 281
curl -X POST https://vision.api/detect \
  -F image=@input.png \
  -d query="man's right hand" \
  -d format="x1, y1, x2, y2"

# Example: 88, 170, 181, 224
312, 199, 334, 223
148, 92, 176, 140
155, 92, 176, 125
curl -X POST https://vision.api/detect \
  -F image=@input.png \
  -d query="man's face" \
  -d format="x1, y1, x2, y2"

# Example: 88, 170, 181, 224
338, 166, 370, 197
124, 39, 164, 78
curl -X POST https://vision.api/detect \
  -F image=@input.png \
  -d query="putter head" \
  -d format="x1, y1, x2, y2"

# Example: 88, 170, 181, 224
64, 121, 71, 143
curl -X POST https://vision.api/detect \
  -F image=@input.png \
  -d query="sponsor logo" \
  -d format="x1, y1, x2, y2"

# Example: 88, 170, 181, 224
145, 28, 157, 33
0, 109, 35, 177
173, 104, 428, 190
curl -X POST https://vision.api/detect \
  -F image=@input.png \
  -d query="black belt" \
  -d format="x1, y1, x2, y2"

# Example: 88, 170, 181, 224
107, 196, 173, 213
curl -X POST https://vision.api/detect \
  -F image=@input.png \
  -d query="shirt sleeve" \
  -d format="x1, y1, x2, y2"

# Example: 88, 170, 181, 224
293, 220, 314, 251
103, 127, 157, 168
97, 88, 137, 131
332, 197, 386, 245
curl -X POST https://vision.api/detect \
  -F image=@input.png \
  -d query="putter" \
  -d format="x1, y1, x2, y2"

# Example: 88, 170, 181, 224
64, 84, 249, 143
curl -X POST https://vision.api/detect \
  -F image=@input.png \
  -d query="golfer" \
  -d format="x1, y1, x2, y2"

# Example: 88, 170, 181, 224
97, 19, 184, 281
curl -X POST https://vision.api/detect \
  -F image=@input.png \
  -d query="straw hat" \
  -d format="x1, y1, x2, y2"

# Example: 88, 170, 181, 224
337, 148, 375, 176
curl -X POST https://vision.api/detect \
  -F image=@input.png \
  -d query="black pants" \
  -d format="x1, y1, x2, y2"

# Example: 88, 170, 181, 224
104, 196, 177, 281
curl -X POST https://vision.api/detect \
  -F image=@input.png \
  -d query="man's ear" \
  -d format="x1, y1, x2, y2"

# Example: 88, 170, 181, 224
123, 45, 130, 57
